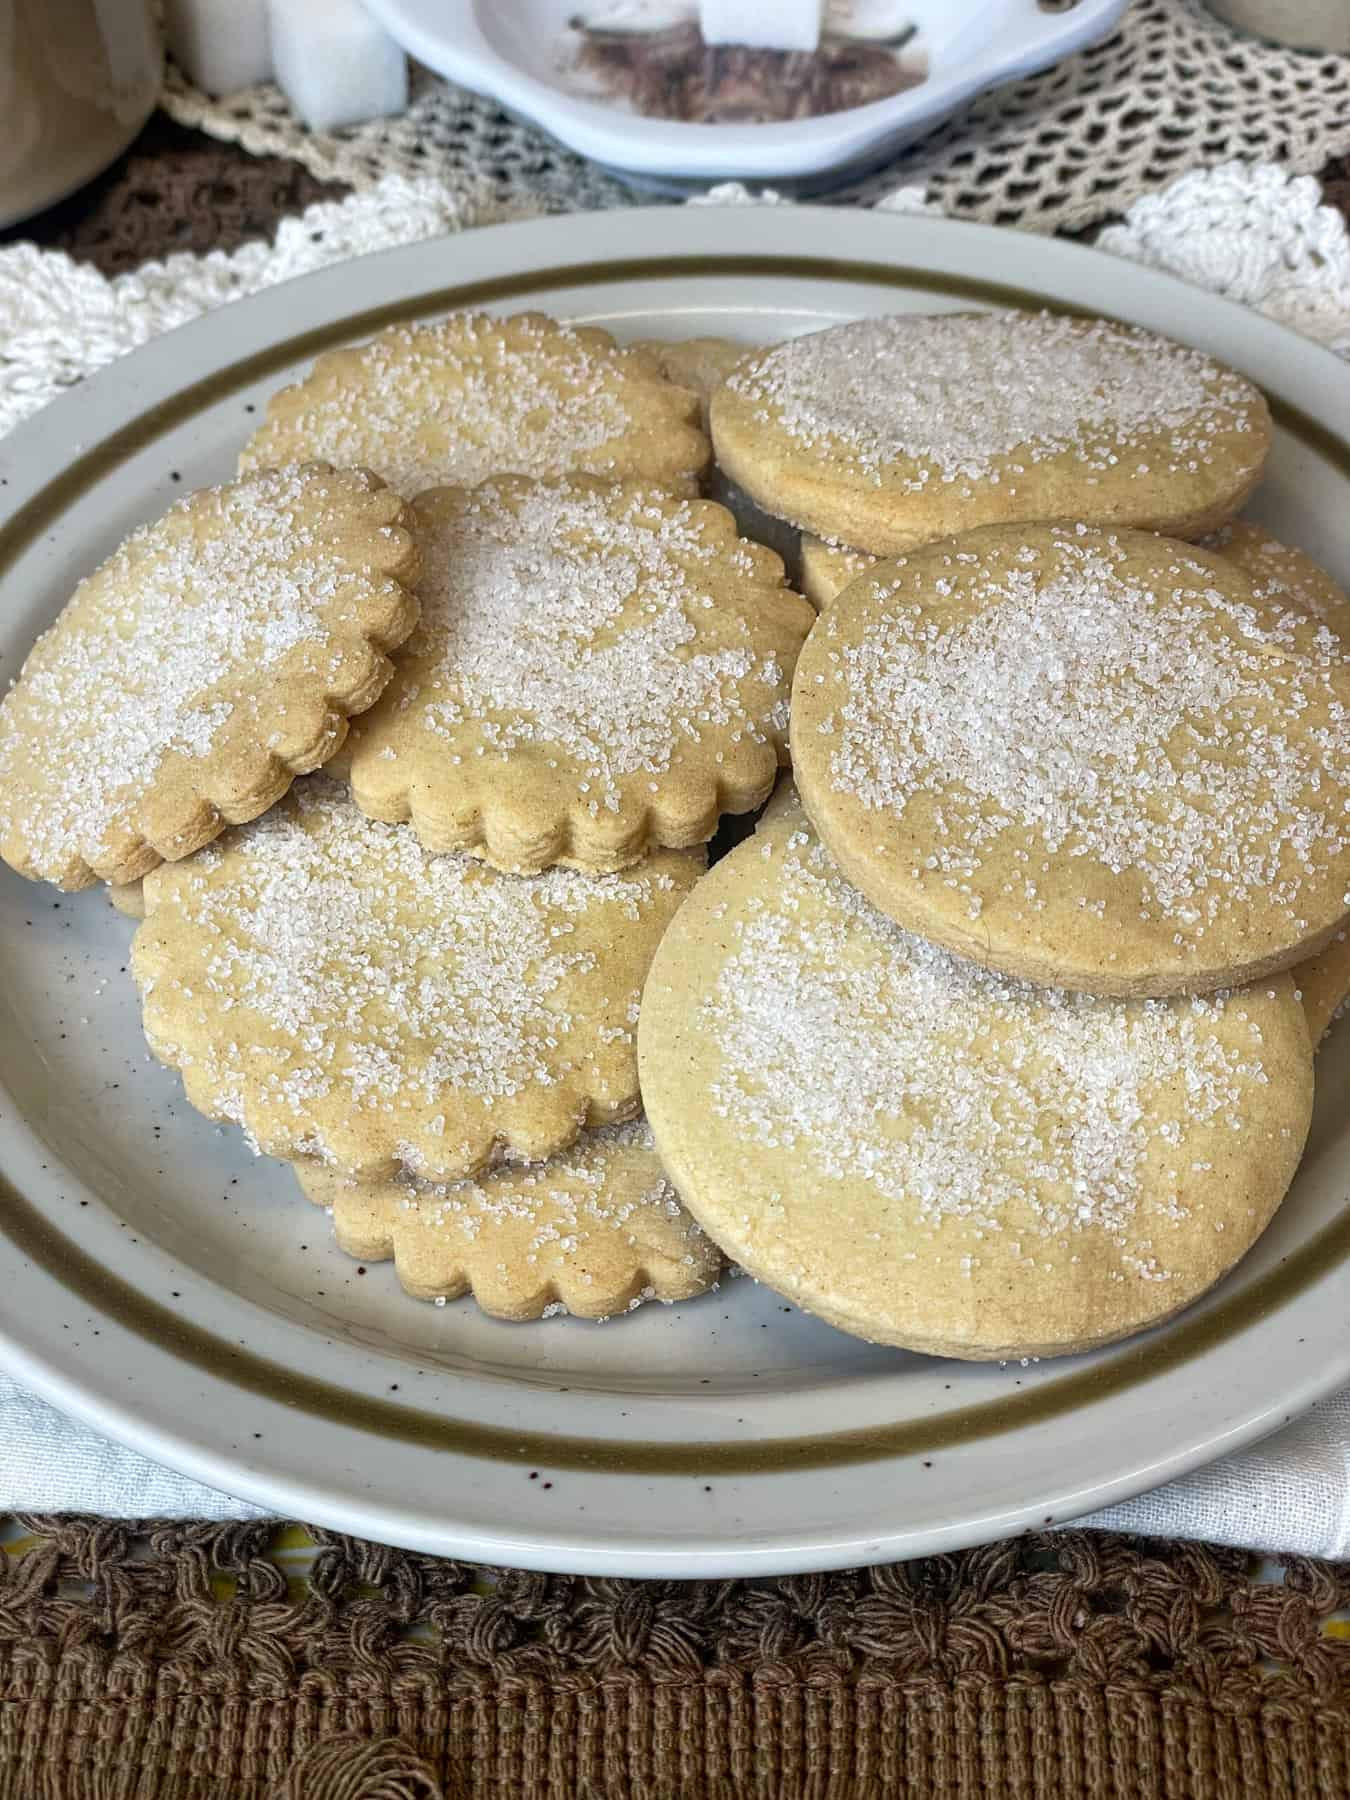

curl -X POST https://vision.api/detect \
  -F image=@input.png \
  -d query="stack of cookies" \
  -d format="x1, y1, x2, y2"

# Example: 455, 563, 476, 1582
641, 311, 1350, 1359
1, 302, 1345, 1360
0, 312, 815, 1321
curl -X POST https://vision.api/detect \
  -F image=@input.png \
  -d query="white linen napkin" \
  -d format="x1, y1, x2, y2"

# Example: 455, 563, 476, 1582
2, 157, 1349, 1553
2, 1371, 1347, 1554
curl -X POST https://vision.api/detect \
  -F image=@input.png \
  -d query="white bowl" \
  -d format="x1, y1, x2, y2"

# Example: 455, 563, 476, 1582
361, 0, 1131, 190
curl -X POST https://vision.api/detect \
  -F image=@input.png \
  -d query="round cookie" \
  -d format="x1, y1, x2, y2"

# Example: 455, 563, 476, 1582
108, 880, 145, 920
791, 523, 1350, 997
711, 312, 1270, 557
241, 311, 709, 500
631, 336, 757, 428
1297, 928, 1350, 1044
1202, 520, 1350, 642
345, 475, 814, 873
294, 1118, 721, 1320
132, 777, 702, 1181
638, 799, 1313, 1361
802, 520, 1350, 623
0, 465, 420, 891
800, 534, 878, 610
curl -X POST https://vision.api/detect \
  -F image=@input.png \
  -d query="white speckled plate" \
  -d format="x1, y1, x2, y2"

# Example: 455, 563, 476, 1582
0, 208, 1348, 1577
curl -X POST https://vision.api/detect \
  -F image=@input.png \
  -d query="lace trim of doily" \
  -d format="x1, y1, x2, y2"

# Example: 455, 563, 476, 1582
159, 0, 1350, 235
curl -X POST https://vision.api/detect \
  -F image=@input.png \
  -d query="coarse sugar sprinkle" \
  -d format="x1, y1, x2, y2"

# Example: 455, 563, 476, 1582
404, 479, 789, 805
727, 312, 1261, 490
820, 533, 1349, 930
704, 827, 1275, 1255
140, 779, 668, 1138
248, 315, 651, 499
0, 467, 387, 878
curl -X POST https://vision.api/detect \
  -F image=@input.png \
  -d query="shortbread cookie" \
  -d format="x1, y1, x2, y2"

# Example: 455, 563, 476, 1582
639, 799, 1312, 1360
346, 475, 813, 873
712, 312, 1270, 556
295, 1118, 721, 1319
632, 336, 756, 425
630, 335, 802, 567
792, 523, 1350, 997
800, 534, 877, 610
108, 881, 145, 919
1202, 520, 1350, 641
0, 466, 420, 891
132, 777, 702, 1180
1298, 928, 1350, 1043
241, 311, 709, 499
803, 520, 1350, 621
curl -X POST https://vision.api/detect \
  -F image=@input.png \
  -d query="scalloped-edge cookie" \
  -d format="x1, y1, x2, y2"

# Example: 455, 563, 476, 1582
345, 475, 814, 873
0, 465, 420, 891
639, 796, 1313, 1361
631, 336, 757, 427
791, 523, 1350, 998
712, 312, 1270, 557
240, 310, 710, 499
131, 776, 703, 1181
294, 1117, 722, 1320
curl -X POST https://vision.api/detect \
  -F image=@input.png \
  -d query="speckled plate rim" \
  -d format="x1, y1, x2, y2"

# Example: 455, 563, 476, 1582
0, 206, 1348, 1576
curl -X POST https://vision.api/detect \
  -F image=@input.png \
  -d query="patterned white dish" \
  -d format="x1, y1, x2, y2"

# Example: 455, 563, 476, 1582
360, 0, 1130, 189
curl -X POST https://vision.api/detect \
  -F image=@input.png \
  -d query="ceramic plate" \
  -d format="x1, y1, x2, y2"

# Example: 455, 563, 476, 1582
1, 208, 1348, 1578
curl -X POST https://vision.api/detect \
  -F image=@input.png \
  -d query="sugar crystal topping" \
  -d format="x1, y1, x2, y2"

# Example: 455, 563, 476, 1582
705, 828, 1271, 1247
0, 468, 378, 877
728, 312, 1259, 489
823, 534, 1349, 927
250, 315, 650, 499
141, 780, 669, 1149
399, 480, 791, 804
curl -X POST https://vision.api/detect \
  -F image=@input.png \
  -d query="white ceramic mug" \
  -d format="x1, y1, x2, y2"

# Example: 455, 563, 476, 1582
1206, 0, 1350, 53
0, 0, 161, 230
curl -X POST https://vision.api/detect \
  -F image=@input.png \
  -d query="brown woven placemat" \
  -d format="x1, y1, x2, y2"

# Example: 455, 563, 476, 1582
2, 1519, 1349, 1799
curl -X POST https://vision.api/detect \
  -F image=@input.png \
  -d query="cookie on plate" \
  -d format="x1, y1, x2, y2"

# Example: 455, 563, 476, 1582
345, 475, 813, 873
1298, 928, 1350, 1044
0, 465, 419, 891
295, 1117, 721, 1319
1202, 520, 1350, 641
712, 312, 1270, 557
132, 777, 702, 1181
632, 335, 756, 427
804, 518, 1350, 619
108, 881, 145, 919
799, 534, 878, 610
639, 797, 1313, 1361
791, 523, 1350, 997
241, 311, 709, 500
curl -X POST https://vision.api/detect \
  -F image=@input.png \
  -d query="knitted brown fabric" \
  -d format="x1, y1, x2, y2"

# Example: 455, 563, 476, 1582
0, 114, 347, 274
2, 1520, 1348, 1798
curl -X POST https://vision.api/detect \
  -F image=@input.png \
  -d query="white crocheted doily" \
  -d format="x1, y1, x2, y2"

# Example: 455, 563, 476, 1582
159, 0, 1350, 234
2, 158, 1347, 441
